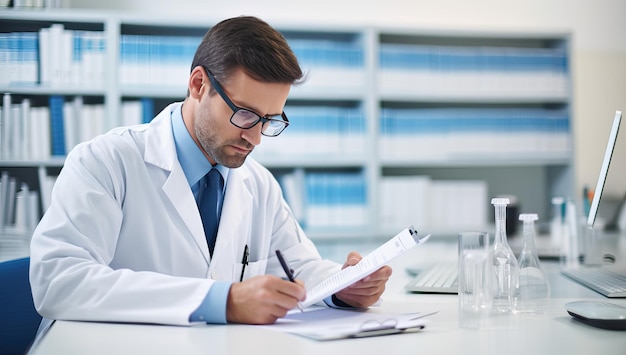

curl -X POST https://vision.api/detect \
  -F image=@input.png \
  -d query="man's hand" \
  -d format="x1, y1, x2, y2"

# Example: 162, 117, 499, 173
333, 251, 393, 308
226, 275, 305, 324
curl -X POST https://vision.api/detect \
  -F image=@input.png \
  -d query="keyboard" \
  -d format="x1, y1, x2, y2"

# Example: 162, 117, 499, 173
561, 267, 626, 298
405, 262, 458, 294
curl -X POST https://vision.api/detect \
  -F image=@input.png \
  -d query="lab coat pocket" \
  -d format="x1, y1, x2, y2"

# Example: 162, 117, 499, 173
235, 259, 268, 282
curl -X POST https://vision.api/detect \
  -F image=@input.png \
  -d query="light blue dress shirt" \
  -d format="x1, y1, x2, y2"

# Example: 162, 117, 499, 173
170, 104, 231, 324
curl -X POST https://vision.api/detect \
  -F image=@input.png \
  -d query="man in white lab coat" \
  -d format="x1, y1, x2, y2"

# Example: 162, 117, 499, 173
29, 16, 392, 333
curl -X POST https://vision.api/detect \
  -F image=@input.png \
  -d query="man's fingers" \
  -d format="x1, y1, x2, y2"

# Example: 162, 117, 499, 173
227, 275, 306, 324
343, 251, 362, 268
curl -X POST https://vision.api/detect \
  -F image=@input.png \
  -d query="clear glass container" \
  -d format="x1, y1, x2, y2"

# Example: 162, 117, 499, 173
490, 197, 518, 313
515, 213, 551, 314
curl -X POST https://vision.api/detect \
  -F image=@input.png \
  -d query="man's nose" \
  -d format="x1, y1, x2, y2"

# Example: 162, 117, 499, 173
241, 123, 262, 146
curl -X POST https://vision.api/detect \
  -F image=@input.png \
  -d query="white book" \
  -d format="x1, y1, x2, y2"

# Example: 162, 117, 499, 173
79, 105, 93, 144
121, 100, 142, 127
14, 183, 29, 233
92, 31, 106, 86
5, 176, 17, 227
6, 33, 18, 84
70, 31, 82, 85
62, 100, 75, 153
28, 107, 40, 161
147, 35, 160, 86
38, 27, 51, 85
48, 24, 64, 85
41, 107, 51, 159
30, 107, 51, 160
82, 31, 105, 86
79, 104, 104, 143
20, 32, 39, 84
0, 171, 8, 227
63, 96, 83, 152
119, 35, 139, 86
379, 176, 430, 231
138, 36, 150, 86
1, 93, 10, 159
60, 29, 73, 84
27, 190, 40, 232
10, 106, 22, 160
21, 99, 31, 160
37, 165, 55, 213
0, 34, 8, 85
15, 182, 40, 234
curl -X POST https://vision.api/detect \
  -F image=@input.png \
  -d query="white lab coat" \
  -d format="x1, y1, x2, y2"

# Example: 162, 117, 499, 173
29, 102, 341, 327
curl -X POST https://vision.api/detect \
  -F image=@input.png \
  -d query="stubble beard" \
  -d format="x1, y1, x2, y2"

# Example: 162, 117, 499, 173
194, 117, 251, 169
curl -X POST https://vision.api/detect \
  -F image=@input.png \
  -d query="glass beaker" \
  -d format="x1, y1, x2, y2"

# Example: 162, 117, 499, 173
458, 232, 491, 328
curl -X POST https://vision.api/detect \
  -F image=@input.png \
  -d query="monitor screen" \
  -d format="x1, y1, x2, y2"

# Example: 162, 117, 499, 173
587, 110, 624, 229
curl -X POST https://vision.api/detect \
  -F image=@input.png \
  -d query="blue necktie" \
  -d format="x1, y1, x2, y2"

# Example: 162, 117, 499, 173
199, 168, 223, 256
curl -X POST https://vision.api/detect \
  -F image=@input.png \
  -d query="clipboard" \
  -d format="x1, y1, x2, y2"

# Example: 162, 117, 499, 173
311, 314, 432, 340
265, 307, 437, 341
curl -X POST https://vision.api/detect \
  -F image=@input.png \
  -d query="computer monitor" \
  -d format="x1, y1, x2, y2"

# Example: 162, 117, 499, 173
560, 110, 626, 298
587, 111, 624, 230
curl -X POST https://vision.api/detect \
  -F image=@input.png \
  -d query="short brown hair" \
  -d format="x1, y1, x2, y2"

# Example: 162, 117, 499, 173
191, 16, 304, 86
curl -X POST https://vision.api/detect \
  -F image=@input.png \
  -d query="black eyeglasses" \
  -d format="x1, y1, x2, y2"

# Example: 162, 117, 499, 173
204, 68, 289, 137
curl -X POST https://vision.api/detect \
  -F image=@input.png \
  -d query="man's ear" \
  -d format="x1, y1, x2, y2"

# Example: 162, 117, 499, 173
188, 66, 208, 99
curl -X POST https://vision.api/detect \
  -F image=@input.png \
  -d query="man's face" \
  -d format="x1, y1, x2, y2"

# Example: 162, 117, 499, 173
193, 69, 291, 168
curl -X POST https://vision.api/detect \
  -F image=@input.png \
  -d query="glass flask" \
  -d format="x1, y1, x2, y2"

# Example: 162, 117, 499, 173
490, 197, 518, 313
515, 213, 551, 314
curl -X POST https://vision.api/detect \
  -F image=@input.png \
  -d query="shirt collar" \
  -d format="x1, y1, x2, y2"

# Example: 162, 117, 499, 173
171, 103, 229, 188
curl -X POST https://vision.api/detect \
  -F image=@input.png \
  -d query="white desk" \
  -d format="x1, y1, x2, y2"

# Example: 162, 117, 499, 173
29, 242, 626, 355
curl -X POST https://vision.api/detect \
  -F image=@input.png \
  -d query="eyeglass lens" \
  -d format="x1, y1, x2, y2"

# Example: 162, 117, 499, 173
231, 110, 286, 137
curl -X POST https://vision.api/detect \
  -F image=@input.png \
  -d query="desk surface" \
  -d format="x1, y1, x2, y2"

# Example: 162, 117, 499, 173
29, 242, 626, 355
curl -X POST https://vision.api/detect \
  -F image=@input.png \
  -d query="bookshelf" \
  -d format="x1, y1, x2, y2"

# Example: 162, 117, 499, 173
0, 9, 573, 240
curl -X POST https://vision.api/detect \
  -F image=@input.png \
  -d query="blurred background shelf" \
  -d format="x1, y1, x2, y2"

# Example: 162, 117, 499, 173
0, 9, 573, 242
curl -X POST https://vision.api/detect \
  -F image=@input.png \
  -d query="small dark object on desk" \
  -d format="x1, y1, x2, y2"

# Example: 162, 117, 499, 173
565, 301, 626, 330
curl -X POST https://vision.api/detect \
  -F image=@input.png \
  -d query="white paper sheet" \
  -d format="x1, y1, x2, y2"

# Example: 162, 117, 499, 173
301, 227, 430, 308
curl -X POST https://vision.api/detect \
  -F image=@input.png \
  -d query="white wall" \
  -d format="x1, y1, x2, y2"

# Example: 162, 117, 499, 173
70, 0, 626, 198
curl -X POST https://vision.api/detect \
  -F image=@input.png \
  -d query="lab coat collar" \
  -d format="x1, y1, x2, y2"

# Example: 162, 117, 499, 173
144, 103, 180, 171
144, 103, 211, 264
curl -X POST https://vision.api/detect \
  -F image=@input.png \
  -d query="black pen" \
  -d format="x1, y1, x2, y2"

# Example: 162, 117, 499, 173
239, 244, 249, 282
275, 249, 304, 312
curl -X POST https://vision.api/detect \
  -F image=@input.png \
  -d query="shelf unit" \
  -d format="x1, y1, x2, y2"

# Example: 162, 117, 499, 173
0, 9, 573, 240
